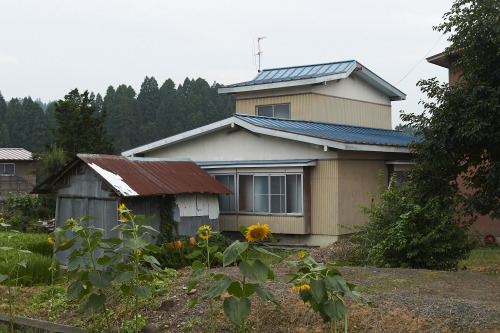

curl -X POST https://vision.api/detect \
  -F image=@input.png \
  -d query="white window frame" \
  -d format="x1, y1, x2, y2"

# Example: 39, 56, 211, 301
0, 163, 15, 176
237, 172, 303, 216
256, 103, 290, 119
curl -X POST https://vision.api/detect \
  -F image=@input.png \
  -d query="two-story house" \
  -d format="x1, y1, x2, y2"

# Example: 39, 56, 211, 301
123, 60, 416, 246
0, 148, 35, 200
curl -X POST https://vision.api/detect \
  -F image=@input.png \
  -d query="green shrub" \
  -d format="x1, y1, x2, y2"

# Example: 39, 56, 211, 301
357, 175, 475, 270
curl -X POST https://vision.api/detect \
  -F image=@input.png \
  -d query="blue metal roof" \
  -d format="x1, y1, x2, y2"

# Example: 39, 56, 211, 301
225, 60, 356, 87
234, 114, 417, 147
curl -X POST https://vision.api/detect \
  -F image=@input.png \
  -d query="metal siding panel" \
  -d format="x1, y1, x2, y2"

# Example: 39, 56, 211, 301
219, 214, 306, 234
337, 160, 385, 235
310, 160, 338, 235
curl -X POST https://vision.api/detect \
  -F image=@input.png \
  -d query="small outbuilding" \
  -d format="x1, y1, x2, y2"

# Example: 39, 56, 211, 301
34, 154, 232, 264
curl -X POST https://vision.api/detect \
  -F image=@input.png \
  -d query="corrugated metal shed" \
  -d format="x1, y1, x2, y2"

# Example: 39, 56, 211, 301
34, 154, 232, 197
0, 148, 32, 160
235, 114, 417, 147
78, 154, 232, 197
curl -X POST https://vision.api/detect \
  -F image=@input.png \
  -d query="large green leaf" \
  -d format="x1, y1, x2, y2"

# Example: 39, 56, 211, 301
253, 246, 280, 258
0, 274, 8, 283
227, 282, 255, 298
254, 284, 278, 304
223, 297, 251, 324
185, 250, 202, 259
201, 276, 231, 300
190, 260, 206, 280
319, 299, 346, 322
124, 237, 147, 251
223, 241, 248, 267
238, 260, 268, 284
114, 271, 134, 284
88, 271, 113, 290
310, 280, 326, 303
89, 293, 106, 311
324, 275, 357, 302
142, 254, 160, 266
67, 281, 83, 298
132, 285, 152, 299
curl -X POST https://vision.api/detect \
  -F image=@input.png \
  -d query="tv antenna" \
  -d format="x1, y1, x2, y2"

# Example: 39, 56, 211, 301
256, 37, 266, 72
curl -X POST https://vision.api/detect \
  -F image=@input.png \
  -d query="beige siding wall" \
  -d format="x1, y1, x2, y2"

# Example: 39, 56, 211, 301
219, 214, 306, 234
310, 95, 391, 129
337, 159, 388, 235
236, 94, 391, 129
236, 94, 312, 120
310, 160, 339, 235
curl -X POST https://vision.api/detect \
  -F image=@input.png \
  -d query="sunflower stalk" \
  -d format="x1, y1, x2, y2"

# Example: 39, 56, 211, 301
188, 223, 280, 333
286, 251, 372, 330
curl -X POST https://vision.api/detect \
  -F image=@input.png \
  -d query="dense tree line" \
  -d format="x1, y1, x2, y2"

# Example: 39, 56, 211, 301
0, 76, 235, 154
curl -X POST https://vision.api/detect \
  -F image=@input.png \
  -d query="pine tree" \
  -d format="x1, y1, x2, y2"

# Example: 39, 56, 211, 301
53, 89, 114, 159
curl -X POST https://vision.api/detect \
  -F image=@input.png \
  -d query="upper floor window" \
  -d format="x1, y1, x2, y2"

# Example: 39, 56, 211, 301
256, 104, 290, 119
0, 163, 15, 175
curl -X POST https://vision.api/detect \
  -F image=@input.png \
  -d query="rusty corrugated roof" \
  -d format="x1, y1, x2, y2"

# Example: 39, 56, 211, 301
78, 154, 232, 197
0, 148, 32, 160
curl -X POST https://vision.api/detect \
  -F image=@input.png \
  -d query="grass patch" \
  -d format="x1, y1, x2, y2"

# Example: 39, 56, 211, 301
0, 231, 57, 285
459, 247, 500, 273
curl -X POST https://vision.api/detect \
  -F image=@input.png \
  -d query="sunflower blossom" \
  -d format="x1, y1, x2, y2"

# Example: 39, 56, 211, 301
198, 225, 212, 240
117, 203, 128, 221
245, 223, 270, 242
292, 283, 311, 292
299, 251, 306, 259
48, 237, 55, 245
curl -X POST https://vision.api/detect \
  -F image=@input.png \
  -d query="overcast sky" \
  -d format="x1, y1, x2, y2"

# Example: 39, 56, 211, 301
1, 0, 455, 127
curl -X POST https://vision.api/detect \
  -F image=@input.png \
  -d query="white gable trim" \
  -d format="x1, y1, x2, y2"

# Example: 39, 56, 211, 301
122, 116, 411, 157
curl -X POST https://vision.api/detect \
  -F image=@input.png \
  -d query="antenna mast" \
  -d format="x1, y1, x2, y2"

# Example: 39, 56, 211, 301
256, 37, 266, 72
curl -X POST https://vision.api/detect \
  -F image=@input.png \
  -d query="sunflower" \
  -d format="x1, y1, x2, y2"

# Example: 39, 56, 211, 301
198, 225, 212, 240
245, 223, 270, 242
292, 283, 311, 292
299, 251, 306, 259
48, 237, 55, 245
117, 203, 128, 221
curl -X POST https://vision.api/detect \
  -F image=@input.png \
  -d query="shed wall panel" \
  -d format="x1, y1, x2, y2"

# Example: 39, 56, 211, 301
310, 160, 338, 235
57, 167, 114, 199
219, 214, 306, 234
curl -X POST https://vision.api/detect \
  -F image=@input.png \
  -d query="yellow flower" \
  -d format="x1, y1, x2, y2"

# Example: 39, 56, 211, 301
299, 251, 306, 259
198, 225, 212, 240
133, 249, 142, 256
245, 223, 270, 242
292, 283, 311, 292
48, 237, 55, 245
118, 203, 128, 221
0, 218, 3, 222
48, 266, 56, 271
61, 239, 69, 246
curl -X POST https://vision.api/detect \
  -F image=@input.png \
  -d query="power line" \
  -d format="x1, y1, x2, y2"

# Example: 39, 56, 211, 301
394, 33, 445, 86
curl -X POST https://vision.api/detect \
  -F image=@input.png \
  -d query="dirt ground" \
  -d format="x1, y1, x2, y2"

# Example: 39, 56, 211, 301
1, 248, 499, 333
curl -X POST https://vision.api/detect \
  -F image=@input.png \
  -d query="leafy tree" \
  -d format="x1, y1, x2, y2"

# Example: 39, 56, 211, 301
402, 0, 500, 219
358, 175, 474, 270
394, 123, 419, 137
53, 89, 114, 159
